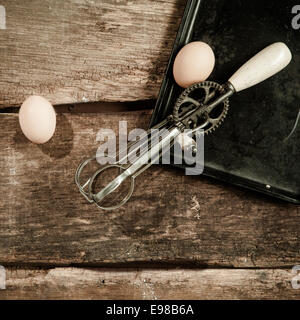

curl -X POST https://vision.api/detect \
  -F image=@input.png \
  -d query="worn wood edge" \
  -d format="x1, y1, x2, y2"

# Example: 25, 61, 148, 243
0, 267, 299, 300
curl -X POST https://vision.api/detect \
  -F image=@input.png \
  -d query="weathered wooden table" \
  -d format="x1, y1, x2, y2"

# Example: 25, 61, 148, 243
0, 0, 299, 300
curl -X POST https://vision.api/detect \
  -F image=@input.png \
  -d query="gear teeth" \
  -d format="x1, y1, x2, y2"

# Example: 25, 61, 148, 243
205, 105, 229, 135
174, 81, 230, 134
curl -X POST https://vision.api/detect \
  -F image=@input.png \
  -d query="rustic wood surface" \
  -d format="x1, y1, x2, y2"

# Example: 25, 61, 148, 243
0, 267, 299, 300
1, 0, 299, 300
0, 0, 186, 108
0, 112, 299, 269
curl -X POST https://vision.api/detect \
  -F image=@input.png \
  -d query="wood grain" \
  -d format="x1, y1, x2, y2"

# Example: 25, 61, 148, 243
0, 0, 186, 108
0, 267, 299, 299
0, 112, 299, 267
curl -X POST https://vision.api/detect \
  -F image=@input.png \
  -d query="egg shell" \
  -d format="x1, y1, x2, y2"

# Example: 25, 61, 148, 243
173, 41, 215, 88
19, 95, 56, 144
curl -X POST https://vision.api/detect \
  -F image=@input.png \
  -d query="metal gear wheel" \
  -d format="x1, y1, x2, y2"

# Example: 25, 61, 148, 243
173, 81, 230, 134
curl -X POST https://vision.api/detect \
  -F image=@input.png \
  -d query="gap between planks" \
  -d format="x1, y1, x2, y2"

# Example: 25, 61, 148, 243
0, 100, 156, 114
0, 261, 299, 271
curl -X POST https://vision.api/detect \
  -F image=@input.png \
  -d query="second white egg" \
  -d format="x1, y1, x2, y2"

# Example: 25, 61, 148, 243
19, 95, 56, 144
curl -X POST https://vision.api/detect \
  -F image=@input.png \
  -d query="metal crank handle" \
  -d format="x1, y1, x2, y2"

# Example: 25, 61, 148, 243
89, 126, 182, 210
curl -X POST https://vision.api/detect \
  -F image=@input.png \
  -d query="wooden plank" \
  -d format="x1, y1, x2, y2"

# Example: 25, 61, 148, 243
0, 0, 185, 108
0, 267, 299, 299
0, 112, 300, 267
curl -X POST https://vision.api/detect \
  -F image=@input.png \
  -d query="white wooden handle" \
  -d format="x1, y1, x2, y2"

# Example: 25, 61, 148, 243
228, 42, 292, 92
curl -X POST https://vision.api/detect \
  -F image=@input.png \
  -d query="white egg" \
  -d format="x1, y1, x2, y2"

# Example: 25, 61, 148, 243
19, 95, 56, 144
173, 41, 215, 88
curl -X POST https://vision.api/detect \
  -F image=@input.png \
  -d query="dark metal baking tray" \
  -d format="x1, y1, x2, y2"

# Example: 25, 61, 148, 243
150, 0, 300, 203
